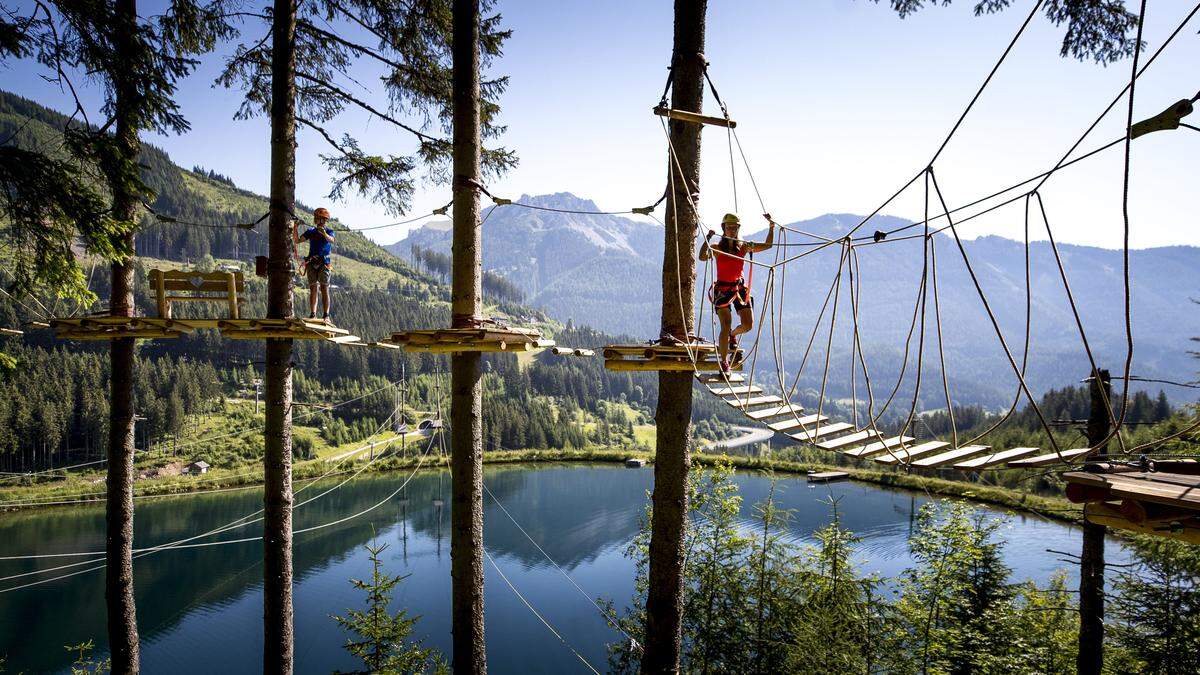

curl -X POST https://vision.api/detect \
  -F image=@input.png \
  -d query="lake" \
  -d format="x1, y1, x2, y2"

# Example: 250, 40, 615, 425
0, 463, 1127, 673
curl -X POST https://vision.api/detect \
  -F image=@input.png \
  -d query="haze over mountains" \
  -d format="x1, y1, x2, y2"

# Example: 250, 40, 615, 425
389, 194, 1200, 406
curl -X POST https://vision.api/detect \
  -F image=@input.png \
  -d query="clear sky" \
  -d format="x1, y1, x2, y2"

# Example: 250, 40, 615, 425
5, 0, 1197, 248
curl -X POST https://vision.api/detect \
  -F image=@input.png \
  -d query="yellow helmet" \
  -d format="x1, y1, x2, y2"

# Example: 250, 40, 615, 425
721, 213, 740, 226
314, 207, 331, 219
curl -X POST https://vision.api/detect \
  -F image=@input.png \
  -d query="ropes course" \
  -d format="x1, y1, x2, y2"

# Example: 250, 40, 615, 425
601, 0, 1200, 480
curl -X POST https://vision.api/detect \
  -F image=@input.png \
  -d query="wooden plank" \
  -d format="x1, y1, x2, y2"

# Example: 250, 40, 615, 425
841, 436, 915, 458
874, 441, 951, 465
653, 105, 736, 128
697, 372, 744, 384
766, 414, 828, 433
1084, 502, 1200, 546
807, 471, 849, 483
745, 403, 804, 421
1093, 474, 1200, 510
0, 327, 22, 336
953, 447, 1041, 470
816, 430, 882, 451
327, 335, 363, 344
1006, 447, 1090, 468
910, 445, 992, 468
726, 394, 784, 409
787, 422, 855, 444
708, 385, 763, 397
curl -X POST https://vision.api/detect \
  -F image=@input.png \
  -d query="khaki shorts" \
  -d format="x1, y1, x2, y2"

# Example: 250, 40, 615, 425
305, 259, 330, 285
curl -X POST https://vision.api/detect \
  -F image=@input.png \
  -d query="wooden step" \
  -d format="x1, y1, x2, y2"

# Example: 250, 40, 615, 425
841, 436, 915, 458
910, 445, 992, 468
953, 447, 1041, 470
726, 395, 785, 409
1006, 447, 1090, 468
788, 422, 854, 444
874, 441, 950, 465
816, 430, 882, 451
766, 414, 828, 433
745, 403, 804, 421
697, 372, 744, 384
708, 384, 763, 397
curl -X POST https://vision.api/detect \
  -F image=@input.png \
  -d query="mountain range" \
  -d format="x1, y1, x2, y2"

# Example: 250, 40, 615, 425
388, 195, 1200, 407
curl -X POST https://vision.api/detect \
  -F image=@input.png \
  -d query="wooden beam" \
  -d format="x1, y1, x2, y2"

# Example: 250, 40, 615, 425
874, 441, 951, 465
1006, 447, 1090, 468
910, 445, 992, 469
653, 105, 736, 128
841, 436, 915, 458
788, 422, 855, 444
1084, 501, 1200, 545
953, 446, 1041, 470
815, 430, 881, 451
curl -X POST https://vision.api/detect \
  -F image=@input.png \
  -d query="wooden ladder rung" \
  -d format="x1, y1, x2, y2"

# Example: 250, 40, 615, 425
697, 372, 744, 384
788, 422, 855, 444
910, 445, 992, 468
841, 436, 916, 458
1006, 448, 1090, 468
745, 403, 804, 421
709, 384, 763, 397
766, 414, 827, 433
953, 447, 1041, 470
816, 430, 882, 451
874, 441, 950, 465
726, 395, 785, 409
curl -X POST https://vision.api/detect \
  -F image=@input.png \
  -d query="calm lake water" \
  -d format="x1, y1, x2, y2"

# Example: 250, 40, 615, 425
0, 463, 1128, 673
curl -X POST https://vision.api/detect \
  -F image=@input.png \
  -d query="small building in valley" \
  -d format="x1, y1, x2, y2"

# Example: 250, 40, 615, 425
184, 460, 210, 476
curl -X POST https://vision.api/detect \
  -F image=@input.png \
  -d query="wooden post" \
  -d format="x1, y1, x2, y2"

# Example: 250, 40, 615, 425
642, 2, 707, 673
263, 0, 298, 671
107, 0, 142, 670
1078, 367, 1111, 675
450, 0, 487, 672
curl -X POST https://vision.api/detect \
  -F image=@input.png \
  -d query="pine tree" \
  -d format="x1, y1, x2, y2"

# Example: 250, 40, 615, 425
332, 538, 446, 674
1110, 535, 1200, 674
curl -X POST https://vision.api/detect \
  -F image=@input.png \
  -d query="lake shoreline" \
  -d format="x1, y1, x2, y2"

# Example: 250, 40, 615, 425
0, 447, 1081, 525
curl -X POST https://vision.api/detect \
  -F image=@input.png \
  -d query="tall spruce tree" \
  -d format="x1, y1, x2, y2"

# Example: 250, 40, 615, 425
2, 2, 230, 671
217, 2, 511, 669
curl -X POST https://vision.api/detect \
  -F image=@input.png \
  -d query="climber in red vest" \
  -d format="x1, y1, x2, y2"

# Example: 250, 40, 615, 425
699, 213, 776, 372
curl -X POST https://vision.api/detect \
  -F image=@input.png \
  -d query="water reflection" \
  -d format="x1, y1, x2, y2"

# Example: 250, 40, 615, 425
0, 463, 1125, 673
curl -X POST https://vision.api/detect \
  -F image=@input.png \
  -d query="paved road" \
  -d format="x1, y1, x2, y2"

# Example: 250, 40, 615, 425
704, 425, 775, 451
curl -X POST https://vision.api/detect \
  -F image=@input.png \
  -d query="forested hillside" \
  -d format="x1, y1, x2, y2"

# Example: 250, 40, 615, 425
0, 92, 740, 474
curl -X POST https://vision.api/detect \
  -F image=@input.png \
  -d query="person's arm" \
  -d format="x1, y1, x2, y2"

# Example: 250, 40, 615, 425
748, 214, 776, 253
699, 229, 716, 261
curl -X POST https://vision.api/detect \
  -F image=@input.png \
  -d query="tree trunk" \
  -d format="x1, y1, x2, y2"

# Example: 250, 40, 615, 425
642, 2, 707, 673
1078, 368, 1111, 675
263, 0, 297, 671
450, 1, 486, 672
106, 0, 142, 671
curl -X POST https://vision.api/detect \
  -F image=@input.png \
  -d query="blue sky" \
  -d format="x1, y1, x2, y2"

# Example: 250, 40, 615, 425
5, 0, 1197, 248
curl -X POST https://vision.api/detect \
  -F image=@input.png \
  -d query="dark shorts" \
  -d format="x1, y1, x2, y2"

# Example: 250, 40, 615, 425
713, 283, 753, 312
305, 259, 330, 285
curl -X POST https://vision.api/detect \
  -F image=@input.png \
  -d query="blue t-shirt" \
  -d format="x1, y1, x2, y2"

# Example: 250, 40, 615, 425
301, 227, 334, 264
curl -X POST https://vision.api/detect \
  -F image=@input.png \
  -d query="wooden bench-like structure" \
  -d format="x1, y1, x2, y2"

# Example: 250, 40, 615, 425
388, 326, 553, 353
653, 105, 736, 129
150, 269, 245, 319
52, 267, 365, 344
1064, 464, 1200, 545
693, 371, 1083, 471
604, 341, 741, 372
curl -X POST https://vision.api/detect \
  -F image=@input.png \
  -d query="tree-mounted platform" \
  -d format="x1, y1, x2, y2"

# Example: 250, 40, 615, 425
51, 315, 362, 343
1064, 465, 1200, 545
219, 318, 354, 341
388, 326, 553, 353
51, 316, 197, 341
603, 341, 741, 372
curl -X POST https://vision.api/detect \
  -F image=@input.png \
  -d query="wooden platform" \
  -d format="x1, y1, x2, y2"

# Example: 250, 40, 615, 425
807, 471, 849, 483
390, 327, 552, 353
52, 316, 360, 343
1064, 468, 1200, 544
603, 341, 739, 372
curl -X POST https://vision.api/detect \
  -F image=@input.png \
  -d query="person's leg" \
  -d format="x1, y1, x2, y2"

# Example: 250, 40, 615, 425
716, 307, 733, 366
308, 283, 318, 317
320, 282, 331, 318
732, 306, 754, 339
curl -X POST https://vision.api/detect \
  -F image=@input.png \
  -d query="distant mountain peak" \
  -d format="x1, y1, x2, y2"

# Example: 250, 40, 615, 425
511, 192, 601, 212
